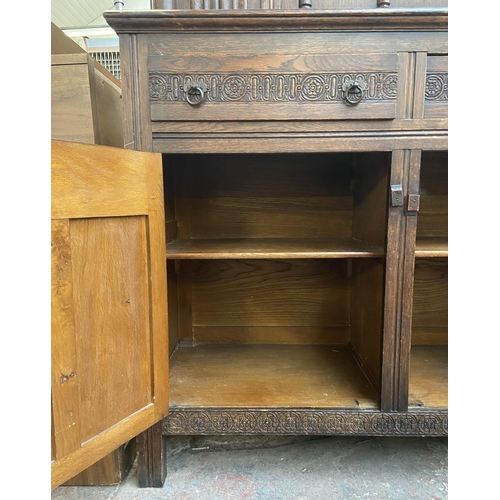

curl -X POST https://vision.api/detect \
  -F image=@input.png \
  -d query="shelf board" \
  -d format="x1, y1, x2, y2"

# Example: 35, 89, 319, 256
408, 345, 448, 410
169, 344, 378, 409
167, 238, 384, 259
415, 237, 448, 258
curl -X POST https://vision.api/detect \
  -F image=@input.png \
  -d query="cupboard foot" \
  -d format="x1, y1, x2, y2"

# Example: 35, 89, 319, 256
136, 421, 167, 488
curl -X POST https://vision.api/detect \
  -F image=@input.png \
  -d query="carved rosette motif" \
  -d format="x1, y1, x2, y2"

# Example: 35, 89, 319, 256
149, 73, 399, 102
163, 409, 447, 436
425, 73, 448, 101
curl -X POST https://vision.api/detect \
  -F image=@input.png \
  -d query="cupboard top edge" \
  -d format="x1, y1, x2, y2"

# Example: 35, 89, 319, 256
104, 8, 448, 33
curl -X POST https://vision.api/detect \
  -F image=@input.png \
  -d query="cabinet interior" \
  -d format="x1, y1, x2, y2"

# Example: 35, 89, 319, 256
410, 151, 448, 409
163, 152, 391, 409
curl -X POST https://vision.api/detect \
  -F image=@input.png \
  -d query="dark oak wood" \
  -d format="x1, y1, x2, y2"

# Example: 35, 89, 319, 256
136, 422, 167, 488
101, 7, 448, 488
164, 408, 447, 436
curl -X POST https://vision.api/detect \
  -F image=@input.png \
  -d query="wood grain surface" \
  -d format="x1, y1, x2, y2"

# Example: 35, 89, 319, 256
169, 344, 378, 408
408, 345, 447, 408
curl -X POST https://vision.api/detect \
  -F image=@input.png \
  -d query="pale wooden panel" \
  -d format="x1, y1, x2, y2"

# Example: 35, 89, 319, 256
350, 258, 385, 388
145, 153, 170, 414
63, 439, 136, 486
411, 258, 448, 333
51, 141, 150, 220
51, 22, 86, 55
51, 140, 169, 489
193, 326, 350, 344
408, 346, 447, 409
51, 64, 95, 145
52, 404, 156, 489
52, 219, 80, 459
92, 68, 124, 148
70, 216, 152, 443
416, 151, 448, 238
167, 238, 384, 259
191, 259, 350, 328
169, 345, 378, 408
172, 153, 353, 239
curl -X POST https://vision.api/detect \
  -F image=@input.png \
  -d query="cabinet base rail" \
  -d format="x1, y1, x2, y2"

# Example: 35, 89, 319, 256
163, 408, 447, 436
136, 408, 447, 487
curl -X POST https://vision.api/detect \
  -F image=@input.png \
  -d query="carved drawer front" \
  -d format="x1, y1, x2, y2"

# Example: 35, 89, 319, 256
148, 40, 399, 122
424, 56, 448, 118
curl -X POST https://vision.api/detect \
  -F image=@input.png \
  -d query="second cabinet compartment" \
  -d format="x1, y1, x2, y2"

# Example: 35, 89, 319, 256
164, 152, 391, 411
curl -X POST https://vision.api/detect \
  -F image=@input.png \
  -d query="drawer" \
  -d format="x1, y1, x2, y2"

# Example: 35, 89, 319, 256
424, 56, 448, 118
148, 47, 400, 122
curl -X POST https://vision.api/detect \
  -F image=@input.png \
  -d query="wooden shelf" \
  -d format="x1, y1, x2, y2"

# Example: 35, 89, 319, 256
169, 344, 378, 409
415, 237, 448, 258
408, 345, 448, 409
166, 238, 384, 260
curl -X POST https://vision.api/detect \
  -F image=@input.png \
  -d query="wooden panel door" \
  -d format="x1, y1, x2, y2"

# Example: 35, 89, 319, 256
51, 140, 169, 489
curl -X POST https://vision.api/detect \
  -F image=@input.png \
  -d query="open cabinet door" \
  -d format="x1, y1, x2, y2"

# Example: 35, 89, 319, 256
51, 140, 168, 489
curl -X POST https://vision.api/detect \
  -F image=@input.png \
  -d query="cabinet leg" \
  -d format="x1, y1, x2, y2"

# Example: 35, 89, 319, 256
136, 421, 166, 488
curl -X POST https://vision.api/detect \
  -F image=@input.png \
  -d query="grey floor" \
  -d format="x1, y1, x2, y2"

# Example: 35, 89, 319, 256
52, 435, 447, 499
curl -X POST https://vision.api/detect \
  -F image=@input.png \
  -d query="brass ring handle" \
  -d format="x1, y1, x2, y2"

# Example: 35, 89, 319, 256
342, 80, 367, 106
186, 85, 205, 106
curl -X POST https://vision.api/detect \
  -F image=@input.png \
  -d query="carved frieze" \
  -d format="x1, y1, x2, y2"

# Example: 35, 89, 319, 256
164, 408, 447, 436
149, 73, 399, 103
425, 73, 448, 101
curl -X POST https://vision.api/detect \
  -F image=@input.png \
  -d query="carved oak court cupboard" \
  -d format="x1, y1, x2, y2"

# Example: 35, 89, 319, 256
51, 4, 448, 489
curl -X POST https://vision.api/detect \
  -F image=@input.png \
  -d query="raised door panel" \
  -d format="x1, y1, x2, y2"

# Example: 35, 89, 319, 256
51, 140, 168, 489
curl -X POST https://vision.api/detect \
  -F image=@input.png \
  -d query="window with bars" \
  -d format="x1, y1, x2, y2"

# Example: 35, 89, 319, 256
89, 51, 121, 80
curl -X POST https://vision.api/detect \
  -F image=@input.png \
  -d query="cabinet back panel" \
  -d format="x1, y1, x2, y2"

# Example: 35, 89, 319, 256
352, 152, 390, 248
171, 153, 354, 239
417, 151, 448, 238
189, 259, 351, 343
411, 258, 448, 345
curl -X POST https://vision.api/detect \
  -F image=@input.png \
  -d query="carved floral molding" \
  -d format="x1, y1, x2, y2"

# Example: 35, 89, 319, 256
164, 408, 447, 436
149, 73, 399, 102
425, 73, 448, 101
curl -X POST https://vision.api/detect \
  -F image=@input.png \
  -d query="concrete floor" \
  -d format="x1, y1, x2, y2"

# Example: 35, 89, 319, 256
52, 435, 447, 499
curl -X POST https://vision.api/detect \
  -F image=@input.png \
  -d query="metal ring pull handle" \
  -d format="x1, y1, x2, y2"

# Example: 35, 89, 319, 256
342, 79, 367, 106
186, 85, 205, 106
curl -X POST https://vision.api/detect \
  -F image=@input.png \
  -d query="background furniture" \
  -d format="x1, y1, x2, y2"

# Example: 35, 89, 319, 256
51, 24, 131, 486
51, 23, 123, 149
